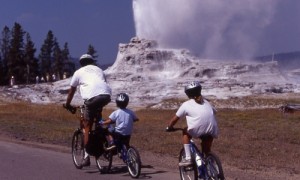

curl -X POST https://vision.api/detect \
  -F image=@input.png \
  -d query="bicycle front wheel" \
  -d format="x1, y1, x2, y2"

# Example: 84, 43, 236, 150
205, 152, 225, 180
179, 148, 198, 180
71, 129, 84, 169
96, 150, 113, 174
126, 146, 141, 178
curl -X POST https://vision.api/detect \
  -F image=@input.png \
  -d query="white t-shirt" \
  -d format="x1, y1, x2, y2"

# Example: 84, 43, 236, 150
70, 65, 111, 100
109, 108, 138, 136
176, 99, 219, 138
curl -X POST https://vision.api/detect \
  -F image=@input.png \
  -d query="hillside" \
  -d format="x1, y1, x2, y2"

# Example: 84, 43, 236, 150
255, 51, 300, 70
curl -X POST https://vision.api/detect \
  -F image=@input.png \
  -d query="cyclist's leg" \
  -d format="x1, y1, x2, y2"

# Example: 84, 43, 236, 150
123, 135, 131, 149
93, 94, 113, 148
103, 127, 116, 150
105, 130, 114, 143
179, 127, 192, 166
117, 134, 131, 149
83, 122, 92, 165
115, 133, 131, 160
95, 94, 111, 118
85, 95, 109, 118
200, 135, 214, 156
182, 127, 191, 144
82, 99, 99, 166
113, 132, 123, 152
83, 103, 96, 146
83, 94, 110, 136
82, 119, 93, 146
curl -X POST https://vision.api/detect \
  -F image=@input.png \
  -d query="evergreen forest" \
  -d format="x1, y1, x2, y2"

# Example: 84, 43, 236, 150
0, 22, 98, 85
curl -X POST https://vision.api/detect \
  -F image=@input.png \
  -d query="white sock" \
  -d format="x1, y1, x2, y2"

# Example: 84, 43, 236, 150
84, 150, 89, 159
184, 144, 191, 160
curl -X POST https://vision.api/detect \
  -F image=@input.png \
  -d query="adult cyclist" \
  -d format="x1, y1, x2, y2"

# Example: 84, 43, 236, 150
64, 54, 113, 166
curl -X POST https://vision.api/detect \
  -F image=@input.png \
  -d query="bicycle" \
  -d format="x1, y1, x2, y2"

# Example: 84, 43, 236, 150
121, 145, 141, 178
64, 105, 113, 173
110, 134, 142, 178
166, 127, 225, 180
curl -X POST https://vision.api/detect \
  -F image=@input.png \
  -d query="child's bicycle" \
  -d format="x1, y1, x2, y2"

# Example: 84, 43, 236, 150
99, 128, 142, 178
64, 104, 113, 173
166, 127, 225, 180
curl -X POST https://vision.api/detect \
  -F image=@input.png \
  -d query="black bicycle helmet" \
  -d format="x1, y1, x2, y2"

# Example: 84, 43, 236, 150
116, 93, 129, 108
184, 81, 202, 98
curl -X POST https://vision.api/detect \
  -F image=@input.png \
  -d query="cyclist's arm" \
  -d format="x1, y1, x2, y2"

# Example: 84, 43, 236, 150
66, 86, 76, 106
101, 118, 113, 125
167, 115, 180, 128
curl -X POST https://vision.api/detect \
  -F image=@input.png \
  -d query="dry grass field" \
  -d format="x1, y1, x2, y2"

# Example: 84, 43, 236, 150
0, 99, 299, 178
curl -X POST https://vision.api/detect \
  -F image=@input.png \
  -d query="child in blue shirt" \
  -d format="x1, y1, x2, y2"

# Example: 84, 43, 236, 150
101, 93, 139, 149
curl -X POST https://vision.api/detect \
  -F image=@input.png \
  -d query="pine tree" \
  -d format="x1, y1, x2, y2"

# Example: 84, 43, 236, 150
87, 44, 98, 59
24, 33, 38, 84
39, 30, 54, 81
8, 22, 25, 84
52, 38, 62, 80
1, 23, 78, 84
0, 26, 11, 85
62, 42, 70, 63
87, 44, 98, 65
0, 56, 3, 85
61, 42, 75, 79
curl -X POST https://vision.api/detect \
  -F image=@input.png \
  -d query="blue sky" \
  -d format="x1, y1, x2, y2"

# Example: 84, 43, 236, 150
0, 0, 135, 64
1, 0, 300, 65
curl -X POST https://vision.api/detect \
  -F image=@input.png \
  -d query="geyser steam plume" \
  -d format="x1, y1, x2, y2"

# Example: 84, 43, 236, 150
133, 0, 279, 60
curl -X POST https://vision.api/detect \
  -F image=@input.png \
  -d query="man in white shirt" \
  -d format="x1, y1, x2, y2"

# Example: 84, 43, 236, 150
64, 54, 112, 166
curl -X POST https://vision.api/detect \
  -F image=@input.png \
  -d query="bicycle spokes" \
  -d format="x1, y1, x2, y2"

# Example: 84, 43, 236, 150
206, 159, 219, 178
72, 131, 84, 169
127, 150, 138, 168
96, 151, 113, 174
126, 147, 141, 178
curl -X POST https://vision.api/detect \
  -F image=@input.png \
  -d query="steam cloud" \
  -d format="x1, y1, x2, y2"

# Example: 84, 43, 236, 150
133, 0, 280, 60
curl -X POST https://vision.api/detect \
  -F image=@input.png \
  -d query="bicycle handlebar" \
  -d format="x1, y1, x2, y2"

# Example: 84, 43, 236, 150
63, 104, 77, 114
165, 126, 184, 132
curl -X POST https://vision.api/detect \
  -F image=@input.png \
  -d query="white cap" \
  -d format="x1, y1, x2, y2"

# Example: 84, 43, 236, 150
79, 54, 93, 61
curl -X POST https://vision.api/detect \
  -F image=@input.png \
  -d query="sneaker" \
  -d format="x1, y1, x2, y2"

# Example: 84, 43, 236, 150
179, 158, 192, 167
82, 157, 90, 167
105, 143, 116, 151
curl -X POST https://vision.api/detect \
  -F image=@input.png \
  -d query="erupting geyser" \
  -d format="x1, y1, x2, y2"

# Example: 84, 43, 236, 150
132, 0, 279, 60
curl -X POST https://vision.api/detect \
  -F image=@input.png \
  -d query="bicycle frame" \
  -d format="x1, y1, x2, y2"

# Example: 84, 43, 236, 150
119, 144, 128, 163
69, 105, 112, 170
67, 104, 141, 177
111, 135, 142, 178
189, 139, 208, 179
168, 127, 224, 180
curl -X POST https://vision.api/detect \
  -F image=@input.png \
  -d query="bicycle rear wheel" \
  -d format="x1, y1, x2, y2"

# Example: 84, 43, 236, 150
179, 148, 198, 180
71, 129, 84, 169
96, 150, 113, 174
205, 152, 225, 180
126, 146, 141, 178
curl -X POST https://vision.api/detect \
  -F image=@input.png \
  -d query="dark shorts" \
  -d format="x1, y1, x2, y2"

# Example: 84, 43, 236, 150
113, 132, 131, 149
84, 94, 111, 122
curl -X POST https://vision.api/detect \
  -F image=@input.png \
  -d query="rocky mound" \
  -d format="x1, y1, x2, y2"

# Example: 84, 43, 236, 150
105, 37, 299, 107
1, 37, 299, 109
